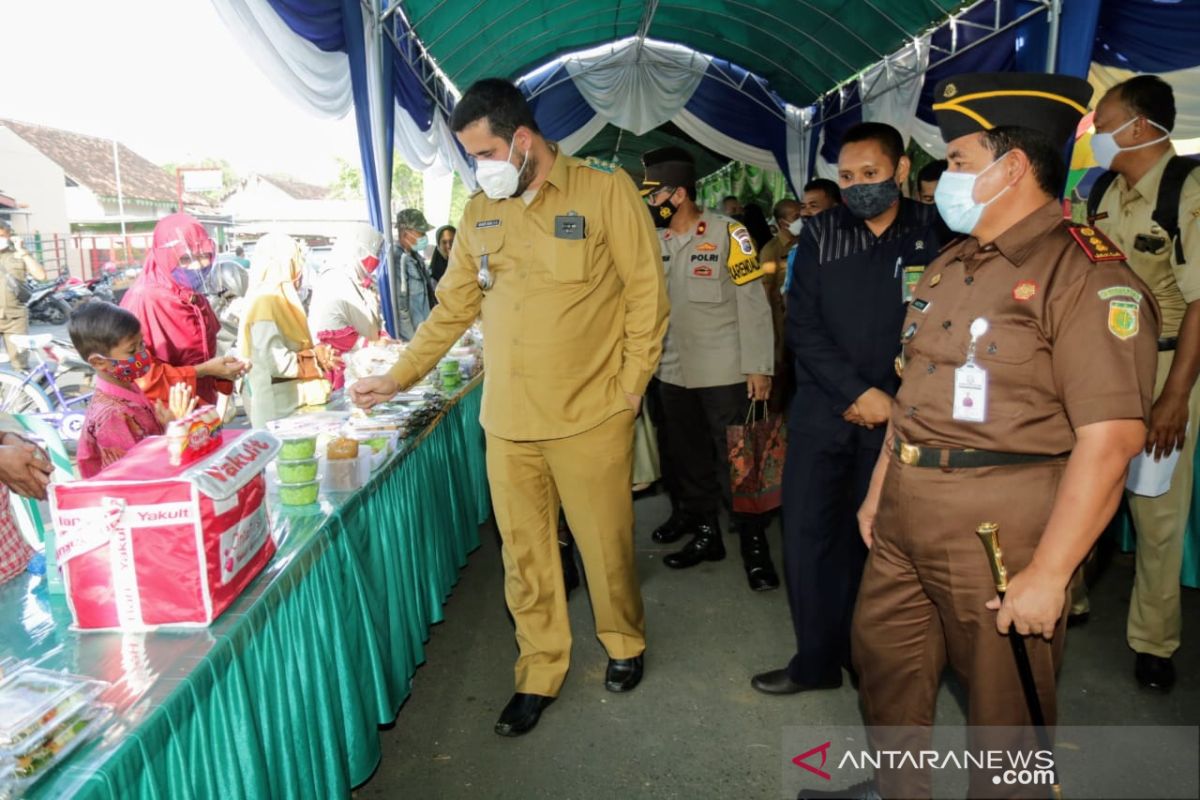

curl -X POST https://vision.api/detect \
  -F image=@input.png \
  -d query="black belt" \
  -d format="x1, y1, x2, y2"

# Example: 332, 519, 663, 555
893, 439, 1067, 469
1159, 337, 1178, 352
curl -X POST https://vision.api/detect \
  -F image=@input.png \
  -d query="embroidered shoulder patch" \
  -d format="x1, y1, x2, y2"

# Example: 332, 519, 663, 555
1067, 224, 1125, 262
1107, 299, 1140, 340
726, 222, 762, 285
1098, 285, 1144, 304
582, 156, 617, 174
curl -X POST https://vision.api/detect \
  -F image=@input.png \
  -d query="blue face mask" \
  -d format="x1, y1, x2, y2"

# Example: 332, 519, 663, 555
414, 236, 429, 253
172, 265, 213, 292
933, 155, 1011, 235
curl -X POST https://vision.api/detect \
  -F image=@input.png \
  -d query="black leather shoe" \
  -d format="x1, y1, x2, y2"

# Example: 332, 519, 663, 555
751, 667, 842, 695
559, 534, 580, 596
1135, 652, 1175, 692
797, 779, 881, 799
651, 512, 690, 544
663, 525, 725, 568
494, 693, 555, 737
740, 529, 780, 591
605, 655, 644, 692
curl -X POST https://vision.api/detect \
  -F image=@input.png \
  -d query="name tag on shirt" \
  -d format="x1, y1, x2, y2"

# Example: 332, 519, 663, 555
952, 363, 988, 423
902, 265, 925, 304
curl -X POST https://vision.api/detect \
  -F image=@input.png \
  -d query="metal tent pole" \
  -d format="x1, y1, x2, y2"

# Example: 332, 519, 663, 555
1045, 0, 1062, 72
112, 139, 130, 266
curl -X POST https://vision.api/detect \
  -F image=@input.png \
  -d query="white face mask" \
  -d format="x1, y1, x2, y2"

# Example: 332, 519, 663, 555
475, 137, 529, 200
787, 218, 804, 237
933, 155, 1011, 235
1091, 116, 1170, 170
0, 238, 8, 251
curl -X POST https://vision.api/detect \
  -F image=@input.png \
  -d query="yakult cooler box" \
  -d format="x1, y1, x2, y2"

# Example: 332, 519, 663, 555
48, 430, 281, 631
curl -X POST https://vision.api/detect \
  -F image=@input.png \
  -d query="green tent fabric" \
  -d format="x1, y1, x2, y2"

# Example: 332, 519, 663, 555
697, 161, 792, 213
403, 0, 967, 105
573, 121, 730, 179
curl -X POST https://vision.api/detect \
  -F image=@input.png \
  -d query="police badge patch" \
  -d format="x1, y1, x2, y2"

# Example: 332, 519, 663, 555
729, 223, 756, 256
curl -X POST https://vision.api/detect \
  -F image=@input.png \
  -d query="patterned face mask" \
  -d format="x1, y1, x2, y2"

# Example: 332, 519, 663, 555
105, 347, 152, 382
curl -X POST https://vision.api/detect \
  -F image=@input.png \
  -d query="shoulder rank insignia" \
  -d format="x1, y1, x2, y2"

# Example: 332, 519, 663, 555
1067, 224, 1125, 263
582, 156, 617, 174
726, 222, 763, 285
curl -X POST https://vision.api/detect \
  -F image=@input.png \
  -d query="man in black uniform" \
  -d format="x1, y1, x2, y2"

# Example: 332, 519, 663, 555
752, 122, 941, 695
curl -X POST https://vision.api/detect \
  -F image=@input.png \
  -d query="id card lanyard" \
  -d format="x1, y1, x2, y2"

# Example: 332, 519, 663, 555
952, 318, 989, 423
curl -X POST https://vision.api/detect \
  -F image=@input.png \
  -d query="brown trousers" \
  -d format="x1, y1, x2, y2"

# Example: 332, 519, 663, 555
852, 455, 1068, 799
485, 410, 645, 697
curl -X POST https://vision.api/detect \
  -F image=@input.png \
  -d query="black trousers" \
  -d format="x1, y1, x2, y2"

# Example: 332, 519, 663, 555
783, 423, 878, 684
657, 380, 765, 533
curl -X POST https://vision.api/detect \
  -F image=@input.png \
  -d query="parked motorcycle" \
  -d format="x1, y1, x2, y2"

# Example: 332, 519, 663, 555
25, 275, 72, 325
85, 264, 118, 304
57, 277, 93, 310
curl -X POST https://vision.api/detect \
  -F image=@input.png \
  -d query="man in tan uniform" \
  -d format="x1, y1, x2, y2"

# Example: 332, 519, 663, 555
1088, 75, 1200, 692
0, 221, 47, 370
349, 79, 668, 737
803, 74, 1160, 800
640, 146, 777, 591
759, 199, 800, 413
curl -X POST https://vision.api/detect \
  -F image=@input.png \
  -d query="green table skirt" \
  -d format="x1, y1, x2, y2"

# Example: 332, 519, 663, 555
0, 381, 489, 799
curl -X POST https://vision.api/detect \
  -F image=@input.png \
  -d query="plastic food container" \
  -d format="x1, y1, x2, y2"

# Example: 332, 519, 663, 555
7, 704, 113, 786
276, 458, 318, 484
278, 481, 319, 507
326, 437, 359, 461
277, 433, 317, 461
322, 454, 368, 492
0, 668, 108, 752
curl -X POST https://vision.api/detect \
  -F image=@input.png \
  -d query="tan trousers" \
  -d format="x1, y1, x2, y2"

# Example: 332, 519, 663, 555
853, 456, 1068, 799
485, 410, 645, 697
1127, 349, 1200, 658
0, 314, 28, 371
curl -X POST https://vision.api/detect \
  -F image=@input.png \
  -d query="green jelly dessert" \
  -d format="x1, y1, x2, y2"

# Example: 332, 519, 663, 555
278, 435, 317, 460
279, 480, 319, 506
277, 459, 318, 483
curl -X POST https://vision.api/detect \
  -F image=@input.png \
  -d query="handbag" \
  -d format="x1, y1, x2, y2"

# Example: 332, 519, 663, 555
727, 401, 786, 514
1, 260, 31, 305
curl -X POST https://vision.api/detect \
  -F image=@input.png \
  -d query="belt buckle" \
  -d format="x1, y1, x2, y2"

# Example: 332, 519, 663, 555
899, 442, 920, 466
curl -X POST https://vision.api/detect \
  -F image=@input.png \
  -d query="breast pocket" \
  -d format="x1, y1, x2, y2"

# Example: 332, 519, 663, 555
552, 236, 588, 283
974, 324, 1042, 413
468, 227, 506, 281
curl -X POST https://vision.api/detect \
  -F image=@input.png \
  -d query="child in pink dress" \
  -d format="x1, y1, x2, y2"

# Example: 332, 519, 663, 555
70, 302, 196, 479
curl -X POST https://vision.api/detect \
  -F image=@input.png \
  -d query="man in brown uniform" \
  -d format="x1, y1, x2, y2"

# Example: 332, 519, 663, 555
0, 221, 47, 370
349, 79, 669, 737
809, 74, 1160, 800
760, 199, 801, 412
1088, 75, 1200, 692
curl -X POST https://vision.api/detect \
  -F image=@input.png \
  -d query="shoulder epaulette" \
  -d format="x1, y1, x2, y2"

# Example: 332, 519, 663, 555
582, 156, 617, 174
1066, 224, 1125, 263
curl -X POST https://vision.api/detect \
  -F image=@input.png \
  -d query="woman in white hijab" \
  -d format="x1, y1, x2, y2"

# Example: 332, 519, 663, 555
308, 222, 387, 388
238, 233, 334, 428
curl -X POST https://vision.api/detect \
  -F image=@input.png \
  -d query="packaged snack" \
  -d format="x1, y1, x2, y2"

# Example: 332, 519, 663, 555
326, 437, 360, 461
8, 704, 112, 786
166, 405, 223, 467
0, 668, 107, 751
322, 454, 369, 493
278, 481, 319, 507
276, 459, 318, 484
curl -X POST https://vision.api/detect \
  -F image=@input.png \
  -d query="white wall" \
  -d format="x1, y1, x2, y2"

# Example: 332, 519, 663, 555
222, 175, 369, 242
0, 126, 70, 235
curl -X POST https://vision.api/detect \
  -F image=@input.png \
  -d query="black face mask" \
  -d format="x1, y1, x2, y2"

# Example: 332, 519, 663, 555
650, 198, 678, 229
842, 178, 900, 220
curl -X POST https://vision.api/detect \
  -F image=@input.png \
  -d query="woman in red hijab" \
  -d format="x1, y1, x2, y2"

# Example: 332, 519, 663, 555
120, 213, 246, 405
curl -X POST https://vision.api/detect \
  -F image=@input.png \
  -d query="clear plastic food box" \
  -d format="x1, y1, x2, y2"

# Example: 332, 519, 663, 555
0, 669, 109, 752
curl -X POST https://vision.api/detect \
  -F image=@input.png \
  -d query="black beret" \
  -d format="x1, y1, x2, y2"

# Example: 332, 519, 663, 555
640, 146, 697, 196
932, 72, 1093, 147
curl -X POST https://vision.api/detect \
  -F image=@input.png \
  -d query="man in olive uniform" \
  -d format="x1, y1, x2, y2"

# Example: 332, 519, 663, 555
1088, 75, 1200, 692
760, 199, 802, 413
817, 74, 1160, 800
393, 208, 437, 336
349, 79, 669, 737
0, 221, 47, 371
640, 146, 779, 593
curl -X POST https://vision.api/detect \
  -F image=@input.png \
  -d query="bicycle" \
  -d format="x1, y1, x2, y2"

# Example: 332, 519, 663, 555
0, 333, 93, 446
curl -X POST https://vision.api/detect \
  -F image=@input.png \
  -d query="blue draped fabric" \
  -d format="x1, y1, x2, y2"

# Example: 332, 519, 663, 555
1094, 0, 1200, 72
263, 0, 346, 52
524, 63, 597, 143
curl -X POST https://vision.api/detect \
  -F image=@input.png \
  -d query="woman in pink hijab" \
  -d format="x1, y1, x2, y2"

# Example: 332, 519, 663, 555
120, 213, 246, 405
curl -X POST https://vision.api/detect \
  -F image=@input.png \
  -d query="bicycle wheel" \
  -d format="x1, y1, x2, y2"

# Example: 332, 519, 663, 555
0, 370, 52, 414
